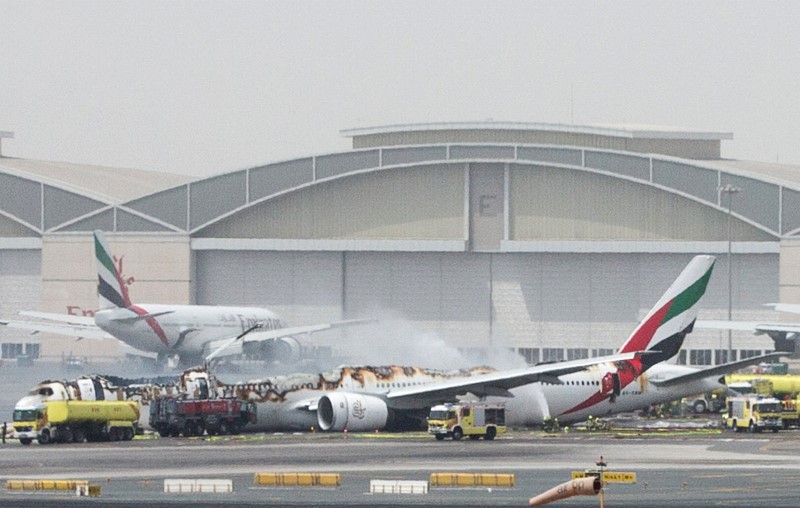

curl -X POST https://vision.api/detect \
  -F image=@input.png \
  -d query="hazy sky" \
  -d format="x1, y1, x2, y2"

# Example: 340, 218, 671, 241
1, 1, 799, 177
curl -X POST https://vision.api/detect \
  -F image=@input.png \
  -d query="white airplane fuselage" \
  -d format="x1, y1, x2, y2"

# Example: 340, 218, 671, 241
235, 362, 724, 432
501, 364, 722, 426
94, 305, 284, 357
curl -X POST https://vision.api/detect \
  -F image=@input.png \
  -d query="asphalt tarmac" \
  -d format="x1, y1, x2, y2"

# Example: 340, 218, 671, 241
2, 430, 800, 507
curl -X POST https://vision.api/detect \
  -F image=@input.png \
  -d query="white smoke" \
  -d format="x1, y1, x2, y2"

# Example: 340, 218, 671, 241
331, 307, 528, 371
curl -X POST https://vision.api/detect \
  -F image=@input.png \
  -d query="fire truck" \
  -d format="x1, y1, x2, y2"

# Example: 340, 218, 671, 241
725, 396, 783, 433
149, 397, 256, 437
427, 402, 506, 441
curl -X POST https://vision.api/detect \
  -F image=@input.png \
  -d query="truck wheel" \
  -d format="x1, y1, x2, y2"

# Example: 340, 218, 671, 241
182, 422, 195, 437
485, 427, 497, 441
72, 429, 85, 443
693, 401, 707, 414
218, 421, 229, 435
19, 438, 32, 446
158, 429, 170, 438
452, 427, 463, 441
434, 434, 445, 441
37, 429, 51, 445
123, 428, 134, 441
109, 428, 120, 442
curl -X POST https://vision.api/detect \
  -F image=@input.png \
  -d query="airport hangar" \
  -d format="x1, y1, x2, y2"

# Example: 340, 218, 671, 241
0, 123, 799, 367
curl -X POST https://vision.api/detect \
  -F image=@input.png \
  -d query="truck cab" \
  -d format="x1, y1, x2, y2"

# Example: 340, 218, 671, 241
427, 402, 506, 441
12, 405, 46, 445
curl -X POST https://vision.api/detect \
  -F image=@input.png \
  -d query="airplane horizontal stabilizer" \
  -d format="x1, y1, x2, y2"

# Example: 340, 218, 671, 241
108, 310, 176, 323
648, 352, 785, 388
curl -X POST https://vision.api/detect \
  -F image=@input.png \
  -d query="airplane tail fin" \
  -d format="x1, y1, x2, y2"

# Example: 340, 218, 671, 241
618, 255, 716, 369
94, 230, 131, 310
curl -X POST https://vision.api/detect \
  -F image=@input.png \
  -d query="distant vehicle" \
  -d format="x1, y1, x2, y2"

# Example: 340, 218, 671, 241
725, 396, 783, 433
149, 398, 256, 437
427, 402, 506, 441
726, 374, 800, 398
12, 400, 139, 445
683, 391, 724, 414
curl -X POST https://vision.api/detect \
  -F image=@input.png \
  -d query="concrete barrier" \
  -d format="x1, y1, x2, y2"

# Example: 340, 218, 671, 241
369, 480, 428, 494
253, 473, 341, 488
163, 479, 233, 493
76, 484, 101, 497
429, 473, 516, 487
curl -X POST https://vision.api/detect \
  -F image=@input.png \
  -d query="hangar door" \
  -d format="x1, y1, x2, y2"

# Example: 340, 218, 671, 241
0, 250, 41, 358
194, 250, 494, 365
194, 250, 778, 367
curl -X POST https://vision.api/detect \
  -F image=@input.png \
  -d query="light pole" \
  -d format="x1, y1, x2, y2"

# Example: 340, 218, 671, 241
719, 184, 741, 363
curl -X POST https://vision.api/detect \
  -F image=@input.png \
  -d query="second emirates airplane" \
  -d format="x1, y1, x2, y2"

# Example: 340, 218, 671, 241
2, 230, 371, 367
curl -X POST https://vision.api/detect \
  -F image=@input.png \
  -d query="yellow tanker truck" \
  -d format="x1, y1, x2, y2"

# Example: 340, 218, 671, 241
725, 374, 800, 398
12, 400, 139, 445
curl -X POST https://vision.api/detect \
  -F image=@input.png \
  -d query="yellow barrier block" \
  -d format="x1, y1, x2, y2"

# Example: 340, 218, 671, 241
456, 474, 476, 487
253, 473, 341, 488
476, 474, 515, 487
317, 474, 341, 487
5, 479, 89, 491
429, 473, 515, 488
88, 485, 101, 497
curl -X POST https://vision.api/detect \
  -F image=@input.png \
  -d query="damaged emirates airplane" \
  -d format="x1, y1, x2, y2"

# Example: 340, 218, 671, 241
17, 255, 781, 433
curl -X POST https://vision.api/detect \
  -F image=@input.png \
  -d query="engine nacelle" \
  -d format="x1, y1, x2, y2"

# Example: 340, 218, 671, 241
317, 392, 389, 432
242, 337, 308, 364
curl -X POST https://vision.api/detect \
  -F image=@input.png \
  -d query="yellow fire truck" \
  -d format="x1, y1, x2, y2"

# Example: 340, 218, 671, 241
724, 396, 783, 433
427, 402, 506, 441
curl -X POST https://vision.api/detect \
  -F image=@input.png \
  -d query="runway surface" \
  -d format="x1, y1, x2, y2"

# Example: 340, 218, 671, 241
2, 430, 800, 507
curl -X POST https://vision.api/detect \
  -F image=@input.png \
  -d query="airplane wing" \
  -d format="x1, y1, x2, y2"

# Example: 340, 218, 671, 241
203, 318, 376, 363
385, 351, 655, 402
19, 311, 96, 326
0, 318, 112, 340
648, 352, 786, 388
240, 318, 377, 344
767, 303, 800, 314
696, 320, 800, 336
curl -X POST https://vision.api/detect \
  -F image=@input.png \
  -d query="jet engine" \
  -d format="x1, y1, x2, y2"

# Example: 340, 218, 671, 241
242, 336, 308, 364
316, 392, 389, 432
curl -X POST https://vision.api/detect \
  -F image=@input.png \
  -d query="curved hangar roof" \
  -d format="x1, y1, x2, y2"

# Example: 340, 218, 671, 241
1, 123, 799, 249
